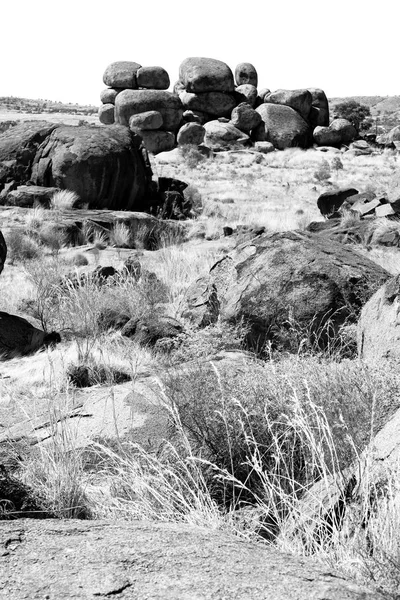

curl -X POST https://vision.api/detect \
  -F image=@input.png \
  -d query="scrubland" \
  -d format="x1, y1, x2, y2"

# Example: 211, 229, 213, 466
1, 146, 400, 597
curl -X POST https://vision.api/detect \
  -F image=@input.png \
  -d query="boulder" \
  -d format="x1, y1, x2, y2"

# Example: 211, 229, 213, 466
313, 125, 342, 147
0, 230, 6, 276
179, 57, 235, 93
100, 88, 121, 105
308, 88, 329, 128
173, 80, 186, 95
349, 140, 373, 155
264, 89, 313, 121
136, 66, 170, 90
204, 121, 250, 150
177, 123, 206, 146
254, 141, 275, 154
121, 315, 183, 348
0, 121, 58, 186
257, 88, 271, 104
230, 103, 262, 134
30, 125, 152, 211
129, 111, 163, 131
386, 125, 400, 143
317, 188, 359, 217
182, 110, 210, 125
330, 119, 357, 144
255, 104, 311, 149
184, 231, 389, 352
179, 91, 236, 118
314, 119, 357, 147
103, 61, 141, 89
235, 62, 258, 87
139, 130, 176, 154
0, 312, 52, 359
115, 89, 183, 132
358, 275, 400, 363
234, 84, 258, 108
6, 185, 59, 208
98, 103, 115, 125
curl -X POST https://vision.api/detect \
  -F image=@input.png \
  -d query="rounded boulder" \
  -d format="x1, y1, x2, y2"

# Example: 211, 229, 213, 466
179, 91, 236, 118
103, 61, 142, 89
137, 66, 170, 90
235, 63, 258, 87
230, 103, 262, 134
204, 120, 249, 149
100, 88, 122, 105
129, 111, 163, 131
115, 89, 183, 132
264, 89, 313, 121
177, 123, 206, 146
235, 84, 258, 108
30, 125, 151, 210
179, 57, 235, 93
98, 104, 115, 125
255, 104, 311, 149
139, 130, 176, 154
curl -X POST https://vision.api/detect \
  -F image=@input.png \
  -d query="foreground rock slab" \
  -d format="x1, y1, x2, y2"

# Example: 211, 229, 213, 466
0, 519, 378, 599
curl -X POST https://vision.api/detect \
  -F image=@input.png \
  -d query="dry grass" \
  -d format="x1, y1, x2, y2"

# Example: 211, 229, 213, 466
2, 145, 400, 597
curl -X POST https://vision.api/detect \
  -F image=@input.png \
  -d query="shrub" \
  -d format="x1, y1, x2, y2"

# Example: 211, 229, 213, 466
180, 144, 206, 169
163, 357, 394, 510
6, 230, 43, 263
184, 185, 203, 216
51, 189, 79, 210
334, 100, 372, 133
313, 159, 331, 182
109, 222, 132, 248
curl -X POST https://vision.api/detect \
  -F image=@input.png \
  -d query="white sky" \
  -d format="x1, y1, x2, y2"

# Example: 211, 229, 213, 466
1, 0, 397, 105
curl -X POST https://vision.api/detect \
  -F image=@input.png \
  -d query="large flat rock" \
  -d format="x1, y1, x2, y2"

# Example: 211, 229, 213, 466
0, 519, 378, 599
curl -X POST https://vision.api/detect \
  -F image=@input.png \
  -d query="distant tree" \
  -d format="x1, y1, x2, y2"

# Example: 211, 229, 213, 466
334, 100, 372, 132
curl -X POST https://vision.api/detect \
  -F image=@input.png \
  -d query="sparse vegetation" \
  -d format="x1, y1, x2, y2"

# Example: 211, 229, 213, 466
2, 139, 400, 598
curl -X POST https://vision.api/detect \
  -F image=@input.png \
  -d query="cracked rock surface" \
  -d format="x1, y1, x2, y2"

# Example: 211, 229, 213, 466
0, 519, 379, 599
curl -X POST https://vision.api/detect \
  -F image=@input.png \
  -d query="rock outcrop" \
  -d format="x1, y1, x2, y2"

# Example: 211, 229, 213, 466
31, 124, 152, 210
358, 275, 400, 363
100, 57, 329, 152
0, 121, 153, 211
0, 519, 378, 599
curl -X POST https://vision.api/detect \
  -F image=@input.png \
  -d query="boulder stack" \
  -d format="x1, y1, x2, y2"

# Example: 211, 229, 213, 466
100, 61, 181, 154
99, 57, 332, 152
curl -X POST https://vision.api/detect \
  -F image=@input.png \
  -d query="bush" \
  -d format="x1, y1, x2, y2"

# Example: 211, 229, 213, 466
334, 100, 372, 133
180, 144, 206, 169
313, 159, 331, 182
6, 231, 43, 263
163, 357, 395, 511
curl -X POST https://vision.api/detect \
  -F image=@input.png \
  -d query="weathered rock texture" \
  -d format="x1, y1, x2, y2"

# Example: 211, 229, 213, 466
254, 104, 311, 149
0, 122, 153, 210
0, 121, 58, 186
358, 275, 400, 363
184, 231, 389, 352
314, 119, 357, 147
103, 61, 142, 89
30, 124, 151, 210
0, 519, 378, 599
235, 62, 258, 87
179, 57, 235, 93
